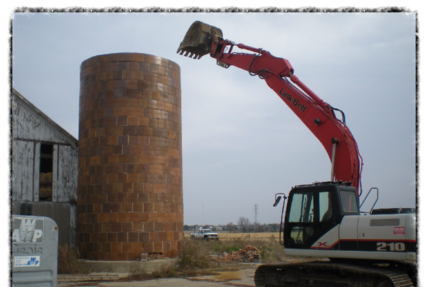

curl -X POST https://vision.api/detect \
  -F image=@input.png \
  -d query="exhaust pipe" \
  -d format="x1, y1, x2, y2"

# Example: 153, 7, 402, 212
177, 21, 223, 59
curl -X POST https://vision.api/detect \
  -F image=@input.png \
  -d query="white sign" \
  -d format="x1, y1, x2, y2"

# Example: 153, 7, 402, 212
14, 256, 41, 267
12, 218, 44, 244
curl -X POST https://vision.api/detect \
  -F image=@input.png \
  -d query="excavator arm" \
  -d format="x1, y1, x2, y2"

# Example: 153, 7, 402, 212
177, 21, 363, 194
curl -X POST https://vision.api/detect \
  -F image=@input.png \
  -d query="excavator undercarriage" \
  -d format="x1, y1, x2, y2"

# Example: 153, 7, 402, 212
254, 261, 417, 287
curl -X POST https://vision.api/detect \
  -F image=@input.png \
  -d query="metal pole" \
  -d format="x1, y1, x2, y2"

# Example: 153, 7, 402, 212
330, 142, 337, 181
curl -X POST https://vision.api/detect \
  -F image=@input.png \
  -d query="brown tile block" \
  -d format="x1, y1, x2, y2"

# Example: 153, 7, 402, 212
113, 164, 124, 173
136, 212, 147, 223
108, 212, 118, 222
143, 242, 154, 253
102, 223, 112, 233
154, 202, 163, 212
102, 242, 111, 252
107, 232, 117, 242
91, 214, 99, 224
148, 213, 158, 222
129, 135, 139, 145
117, 232, 128, 242
163, 241, 171, 253
128, 212, 139, 222
133, 71, 144, 80
159, 232, 167, 241
153, 242, 163, 253
144, 222, 154, 232
123, 183, 133, 193
144, 203, 154, 213
133, 222, 143, 232
111, 242, 122, 253
104, 252, 117, 261
128, 62, 138, 71
139, 232, 149, 242
163, 203, 171, 212
107, 155, 118, 165
112, 183, 123, 193
90, 233, 98, 243
137, 192, 149, 202
118, 154, 129, 164
128, 232, 138, 242
116, 253, 127, 260
90, 155, 100, 166
122, 222, 133, 232
111, 203, 122, 212
148, 193, 158, 203
107, 193, 118, 204
149, 232, 159, 242
117, 116, 128, 126
122, 202, 133, 212
98, 213, 109, 223
132, 242, 143, 253
127, 173, 139, 183
99, 232, 108, 242
157, 213, 166, 223
122, 242, 133, 252
118, 173, 128, 183
117, 213, 128, 222
133, 202, 143, 212
122, 70, 133, 80
107, 173, 118, 183
162, 222, 171, 232
111, 222, 122, 232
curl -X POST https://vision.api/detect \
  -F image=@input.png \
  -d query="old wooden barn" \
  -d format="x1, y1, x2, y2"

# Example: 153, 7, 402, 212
11, 88, 78, 247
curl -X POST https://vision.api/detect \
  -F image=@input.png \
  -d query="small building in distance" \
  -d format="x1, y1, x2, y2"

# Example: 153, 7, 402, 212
11, 88, 78, 247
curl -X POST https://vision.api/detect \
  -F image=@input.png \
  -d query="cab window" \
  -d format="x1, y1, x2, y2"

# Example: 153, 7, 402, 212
340, 190, 358, 213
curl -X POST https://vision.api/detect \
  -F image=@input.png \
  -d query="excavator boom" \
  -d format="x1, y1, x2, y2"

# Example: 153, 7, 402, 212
177, 21, 363, 194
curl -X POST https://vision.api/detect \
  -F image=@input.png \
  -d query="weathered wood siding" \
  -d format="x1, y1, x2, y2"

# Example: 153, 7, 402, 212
12, 141, 35, 202
12, 92, 75, 144
57, 145, 78, 203
12, 90, 78, 203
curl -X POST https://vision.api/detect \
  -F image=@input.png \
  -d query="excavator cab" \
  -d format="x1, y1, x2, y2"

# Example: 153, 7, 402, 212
177, 21, 223, 59
283, 182, 359, 249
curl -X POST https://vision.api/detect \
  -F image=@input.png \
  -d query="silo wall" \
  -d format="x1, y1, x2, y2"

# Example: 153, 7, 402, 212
77, 53, 183, 260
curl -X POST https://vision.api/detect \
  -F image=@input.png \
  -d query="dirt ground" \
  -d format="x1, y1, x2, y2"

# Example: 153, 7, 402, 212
58, 263, 259, 287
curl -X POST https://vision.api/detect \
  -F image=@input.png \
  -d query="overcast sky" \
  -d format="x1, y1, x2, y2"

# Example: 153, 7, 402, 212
10, 11, 417, 226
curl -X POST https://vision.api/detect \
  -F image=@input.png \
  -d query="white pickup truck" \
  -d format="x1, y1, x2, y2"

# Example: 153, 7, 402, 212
190, 229, 219, 241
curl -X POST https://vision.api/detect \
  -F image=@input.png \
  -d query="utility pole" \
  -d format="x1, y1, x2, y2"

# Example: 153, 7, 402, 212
253, 204, 259, 224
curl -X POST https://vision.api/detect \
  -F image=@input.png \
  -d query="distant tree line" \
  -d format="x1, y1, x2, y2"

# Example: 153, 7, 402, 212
184, 217, 280, 233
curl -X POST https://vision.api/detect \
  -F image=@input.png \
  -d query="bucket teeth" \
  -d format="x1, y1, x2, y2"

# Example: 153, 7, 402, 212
177, 21, 223, 60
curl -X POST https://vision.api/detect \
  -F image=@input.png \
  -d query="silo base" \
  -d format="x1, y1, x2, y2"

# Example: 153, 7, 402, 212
78, 258, 178, 276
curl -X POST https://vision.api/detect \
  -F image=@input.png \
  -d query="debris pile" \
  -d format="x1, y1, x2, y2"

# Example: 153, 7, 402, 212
217, 245, 261, 262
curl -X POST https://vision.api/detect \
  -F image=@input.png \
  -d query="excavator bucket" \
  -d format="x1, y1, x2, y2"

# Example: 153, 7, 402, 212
177, 21, 223, 59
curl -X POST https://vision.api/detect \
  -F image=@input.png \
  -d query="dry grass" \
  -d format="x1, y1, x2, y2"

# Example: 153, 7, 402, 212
57, 244, 92, 274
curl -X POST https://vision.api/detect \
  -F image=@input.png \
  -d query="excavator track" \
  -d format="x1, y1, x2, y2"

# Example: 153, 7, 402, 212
254, 261, 417, 287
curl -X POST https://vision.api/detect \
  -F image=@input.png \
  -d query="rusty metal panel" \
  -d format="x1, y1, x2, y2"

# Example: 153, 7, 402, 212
13, 140, 34, 202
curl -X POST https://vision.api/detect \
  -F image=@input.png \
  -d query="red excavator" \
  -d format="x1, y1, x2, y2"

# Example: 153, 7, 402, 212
177, 21, 416, 287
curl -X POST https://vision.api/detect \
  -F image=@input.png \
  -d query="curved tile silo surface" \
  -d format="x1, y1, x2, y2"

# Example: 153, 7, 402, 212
77, 53, 183, 260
